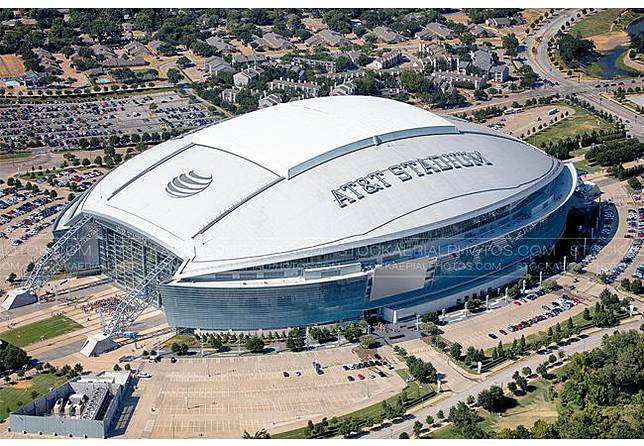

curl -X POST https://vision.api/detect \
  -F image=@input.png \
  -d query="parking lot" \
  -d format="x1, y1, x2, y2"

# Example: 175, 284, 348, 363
440, 289, 590, 350
0, 91, 217, 150
0, 166, 106, 281
124, 346, 406, 438
584, 179, 644, 284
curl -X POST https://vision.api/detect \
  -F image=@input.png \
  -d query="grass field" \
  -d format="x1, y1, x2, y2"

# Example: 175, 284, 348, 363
429, 379, 557, 438
614, 50, 640, 76
574, 157, 603, 174
526, 104, 615, 148
0, 54, 25, 77
0, 152, 32, 160
0, 315, 83, 348
0, 373, 68, 421
569, 9, 625, 38
480, 380, 558, 432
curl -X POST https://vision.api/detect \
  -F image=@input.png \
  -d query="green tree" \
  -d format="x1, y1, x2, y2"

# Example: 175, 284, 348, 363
166, 67, 183, 84
413, 420, 423, 437
450, 342, 463, 359
502, 33, 520, 57
286, 328, 305, 351
245, 335, 265, 353
477, 385, 506, 412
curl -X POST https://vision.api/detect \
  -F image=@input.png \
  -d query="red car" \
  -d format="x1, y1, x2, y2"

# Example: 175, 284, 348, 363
357, 374, 365, 380
513, 301, 522, 306
499, 329, 508, 335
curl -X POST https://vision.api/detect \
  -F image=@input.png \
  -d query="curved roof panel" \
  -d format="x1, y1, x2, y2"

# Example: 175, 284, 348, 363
191, 96, 458, 178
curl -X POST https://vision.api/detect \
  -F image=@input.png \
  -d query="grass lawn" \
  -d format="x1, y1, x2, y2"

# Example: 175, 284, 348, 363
527, 104, 615, 148
160, 334, 199, 349
574, 157, 603, 174
0, 152, 31, 160
430, 379, 557, 438
0, 315, 83, 348
0, 373, 68, 421
585, 61, 607, 79
429, 423, 462, 439
614, 50, 640, 77
569, 9, 625, 38
479, 380, 558, 432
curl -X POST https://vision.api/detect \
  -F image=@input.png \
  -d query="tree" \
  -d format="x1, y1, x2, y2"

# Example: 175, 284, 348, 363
360, 335, 377, 349
628, 177, 641, 190
557, 33, 595, 67
342, 322, 364, 342
515, 375, 528, 392
286, 328, 305, 351
413, 420, 423, 437
467, 298, 482, 312
113, 364, 121, 371
425, 415, 434, 426
421, 312, 439, 323
176, 56, 191, 68
583, 307, 591, 320
629, 278, 642, 294
518, 65, 538, 88
166, 67, 183, 84
210, 335, 223, 350
399, 432, 410, 439
242, 429, 271, 439
502, 33, 520, 57
436, 409, 445, 420
405, 355, 437, 383
522, 366, 532, 377
477, 385, 506, 412
421, 322, 439, 336
0, 343, 28, 372
245, 335, 264, 353
507, 381, 518, 394
536, 362, 548, 378
450, 342, 463, 359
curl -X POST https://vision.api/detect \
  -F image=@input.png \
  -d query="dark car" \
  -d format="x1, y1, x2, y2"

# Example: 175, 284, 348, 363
488, 333, 498, 339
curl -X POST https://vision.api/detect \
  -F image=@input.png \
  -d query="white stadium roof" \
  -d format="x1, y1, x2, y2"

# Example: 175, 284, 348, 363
191, 96, 459, 178
60, 96, 574, 277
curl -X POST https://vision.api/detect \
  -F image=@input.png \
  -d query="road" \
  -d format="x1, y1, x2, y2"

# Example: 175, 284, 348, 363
524, 9, 644, 140
363, 319, 642, 438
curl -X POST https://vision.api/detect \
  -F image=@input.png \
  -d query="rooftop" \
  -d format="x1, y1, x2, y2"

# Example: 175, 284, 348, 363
191, 96, 458, 179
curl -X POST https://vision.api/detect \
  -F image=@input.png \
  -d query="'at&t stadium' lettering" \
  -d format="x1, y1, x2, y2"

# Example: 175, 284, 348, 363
331, 150, 494, 208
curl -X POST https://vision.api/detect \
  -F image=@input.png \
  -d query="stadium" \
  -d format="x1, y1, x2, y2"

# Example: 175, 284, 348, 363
52, 96, 577, 332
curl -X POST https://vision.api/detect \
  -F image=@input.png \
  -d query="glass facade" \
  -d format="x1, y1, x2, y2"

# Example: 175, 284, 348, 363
96, 220, 179, 306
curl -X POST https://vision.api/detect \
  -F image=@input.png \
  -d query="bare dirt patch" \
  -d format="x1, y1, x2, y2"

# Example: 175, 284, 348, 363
12, 380, 33, 390
0, 54, 26, 77
589, 31, 630, 52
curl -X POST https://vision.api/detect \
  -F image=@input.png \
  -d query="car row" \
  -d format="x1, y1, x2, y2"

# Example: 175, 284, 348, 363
500, 295, 580, 335
603, 239, 642, 284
